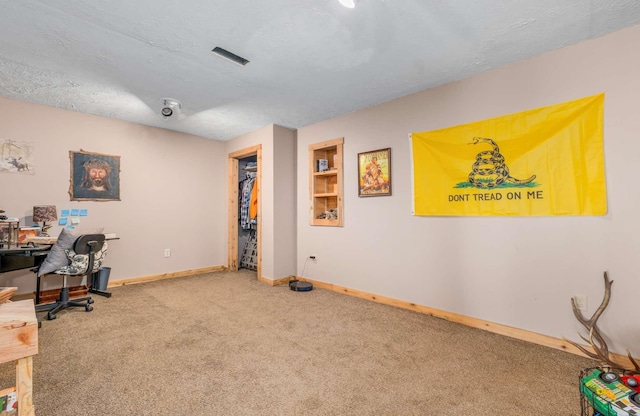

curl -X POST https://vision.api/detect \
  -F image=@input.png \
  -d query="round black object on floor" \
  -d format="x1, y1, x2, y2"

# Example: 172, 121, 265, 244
289, 280, 313, 292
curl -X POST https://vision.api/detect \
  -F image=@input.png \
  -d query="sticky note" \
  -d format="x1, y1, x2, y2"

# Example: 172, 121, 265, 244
71, 209, 80, 216
71, 217, 80, 225
59, 218, 68, 225
61, 210, 70, 217
79, 209, 88, 216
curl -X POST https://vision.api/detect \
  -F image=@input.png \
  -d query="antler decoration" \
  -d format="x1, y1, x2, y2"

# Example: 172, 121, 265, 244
566, 272, 640, 374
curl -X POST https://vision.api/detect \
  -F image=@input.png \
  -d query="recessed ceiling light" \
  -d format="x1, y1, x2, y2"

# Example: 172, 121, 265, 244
339, 0, 356, 8
212, 47, 250, 66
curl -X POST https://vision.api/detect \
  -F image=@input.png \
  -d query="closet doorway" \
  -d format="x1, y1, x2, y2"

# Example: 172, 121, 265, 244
228, 145, 261, 278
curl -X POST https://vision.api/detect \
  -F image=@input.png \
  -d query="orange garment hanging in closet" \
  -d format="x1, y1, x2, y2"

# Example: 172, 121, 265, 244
249, 177, 258, 219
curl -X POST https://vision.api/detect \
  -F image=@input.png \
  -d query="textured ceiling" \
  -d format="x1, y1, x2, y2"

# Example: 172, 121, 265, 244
1, 1, 639, 141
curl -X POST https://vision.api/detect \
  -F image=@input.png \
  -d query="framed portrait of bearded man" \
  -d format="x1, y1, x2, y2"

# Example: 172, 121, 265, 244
69, 150, 121, 201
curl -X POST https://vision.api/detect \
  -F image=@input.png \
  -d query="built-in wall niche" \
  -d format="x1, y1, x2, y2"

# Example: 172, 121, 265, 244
309, 138, 343, 226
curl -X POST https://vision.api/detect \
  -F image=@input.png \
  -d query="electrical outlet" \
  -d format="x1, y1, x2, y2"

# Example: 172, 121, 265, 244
573, 295, 587, 312
164, 248, 171, 258
309, 255, 317, 263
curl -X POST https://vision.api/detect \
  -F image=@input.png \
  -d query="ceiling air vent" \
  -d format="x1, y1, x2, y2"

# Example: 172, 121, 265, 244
212, 47, 249, 66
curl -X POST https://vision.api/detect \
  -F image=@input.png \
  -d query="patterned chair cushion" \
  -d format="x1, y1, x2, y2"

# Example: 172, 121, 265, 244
55, 241, 108, 275
37, 227, 104, 276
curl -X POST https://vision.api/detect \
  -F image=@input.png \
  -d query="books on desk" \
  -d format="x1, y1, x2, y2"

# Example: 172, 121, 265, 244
24, 233, 117, 245
22, 233, 118, 246
23, 236, 56, 245
18, 227, 39, 245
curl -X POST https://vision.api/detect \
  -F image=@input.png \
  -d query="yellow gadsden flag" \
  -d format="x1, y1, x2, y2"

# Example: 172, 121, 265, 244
411, 93, 606, 216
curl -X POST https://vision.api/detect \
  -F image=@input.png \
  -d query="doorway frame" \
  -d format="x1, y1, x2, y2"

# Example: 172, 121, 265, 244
228, 145, 262, 279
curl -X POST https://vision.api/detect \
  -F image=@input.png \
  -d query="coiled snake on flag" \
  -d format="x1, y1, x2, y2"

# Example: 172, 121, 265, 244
468, 137, 535, 189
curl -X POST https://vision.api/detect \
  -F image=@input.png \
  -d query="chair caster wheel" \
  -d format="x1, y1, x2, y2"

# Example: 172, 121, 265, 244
47, 313, 56, 320
85, 305, 93, 312
88, 299, 94, 304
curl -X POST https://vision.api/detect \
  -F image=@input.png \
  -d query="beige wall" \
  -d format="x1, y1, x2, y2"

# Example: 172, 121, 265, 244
296, 24, 640, 356
273, 125, 297, 278
225, 124, 296, 280
0, 97, 227, 292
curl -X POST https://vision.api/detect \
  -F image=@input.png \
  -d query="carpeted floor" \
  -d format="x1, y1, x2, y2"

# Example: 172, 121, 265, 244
1, 270, 597, 415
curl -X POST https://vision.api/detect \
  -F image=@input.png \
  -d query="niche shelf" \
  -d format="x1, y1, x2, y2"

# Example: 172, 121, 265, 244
309, 138, 343, 226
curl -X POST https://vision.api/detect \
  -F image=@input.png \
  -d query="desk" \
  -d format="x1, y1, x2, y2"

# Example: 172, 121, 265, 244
0, 246, 50, 274
0, 299, 38, 416
1, 234, 117, 303
0, 246, 51, 305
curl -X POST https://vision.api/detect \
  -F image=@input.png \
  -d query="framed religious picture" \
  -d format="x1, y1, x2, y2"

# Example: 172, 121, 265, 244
358, 148, 391, 197
69, 150, 121, 201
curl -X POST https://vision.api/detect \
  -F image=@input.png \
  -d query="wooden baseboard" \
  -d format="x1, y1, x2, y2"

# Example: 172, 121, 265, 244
258, 275, 294, 286
109, 265, 227, 287
293, 276, 635, 368
10, 266, 228, 303
38, 285, 89, 304
11, 286, 92, 304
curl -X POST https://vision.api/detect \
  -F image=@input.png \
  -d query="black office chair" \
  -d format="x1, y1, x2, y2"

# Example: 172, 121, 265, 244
36, 234, 106, 320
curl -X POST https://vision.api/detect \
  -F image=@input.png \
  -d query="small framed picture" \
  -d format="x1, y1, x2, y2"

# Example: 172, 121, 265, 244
358, 148, 391, 197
